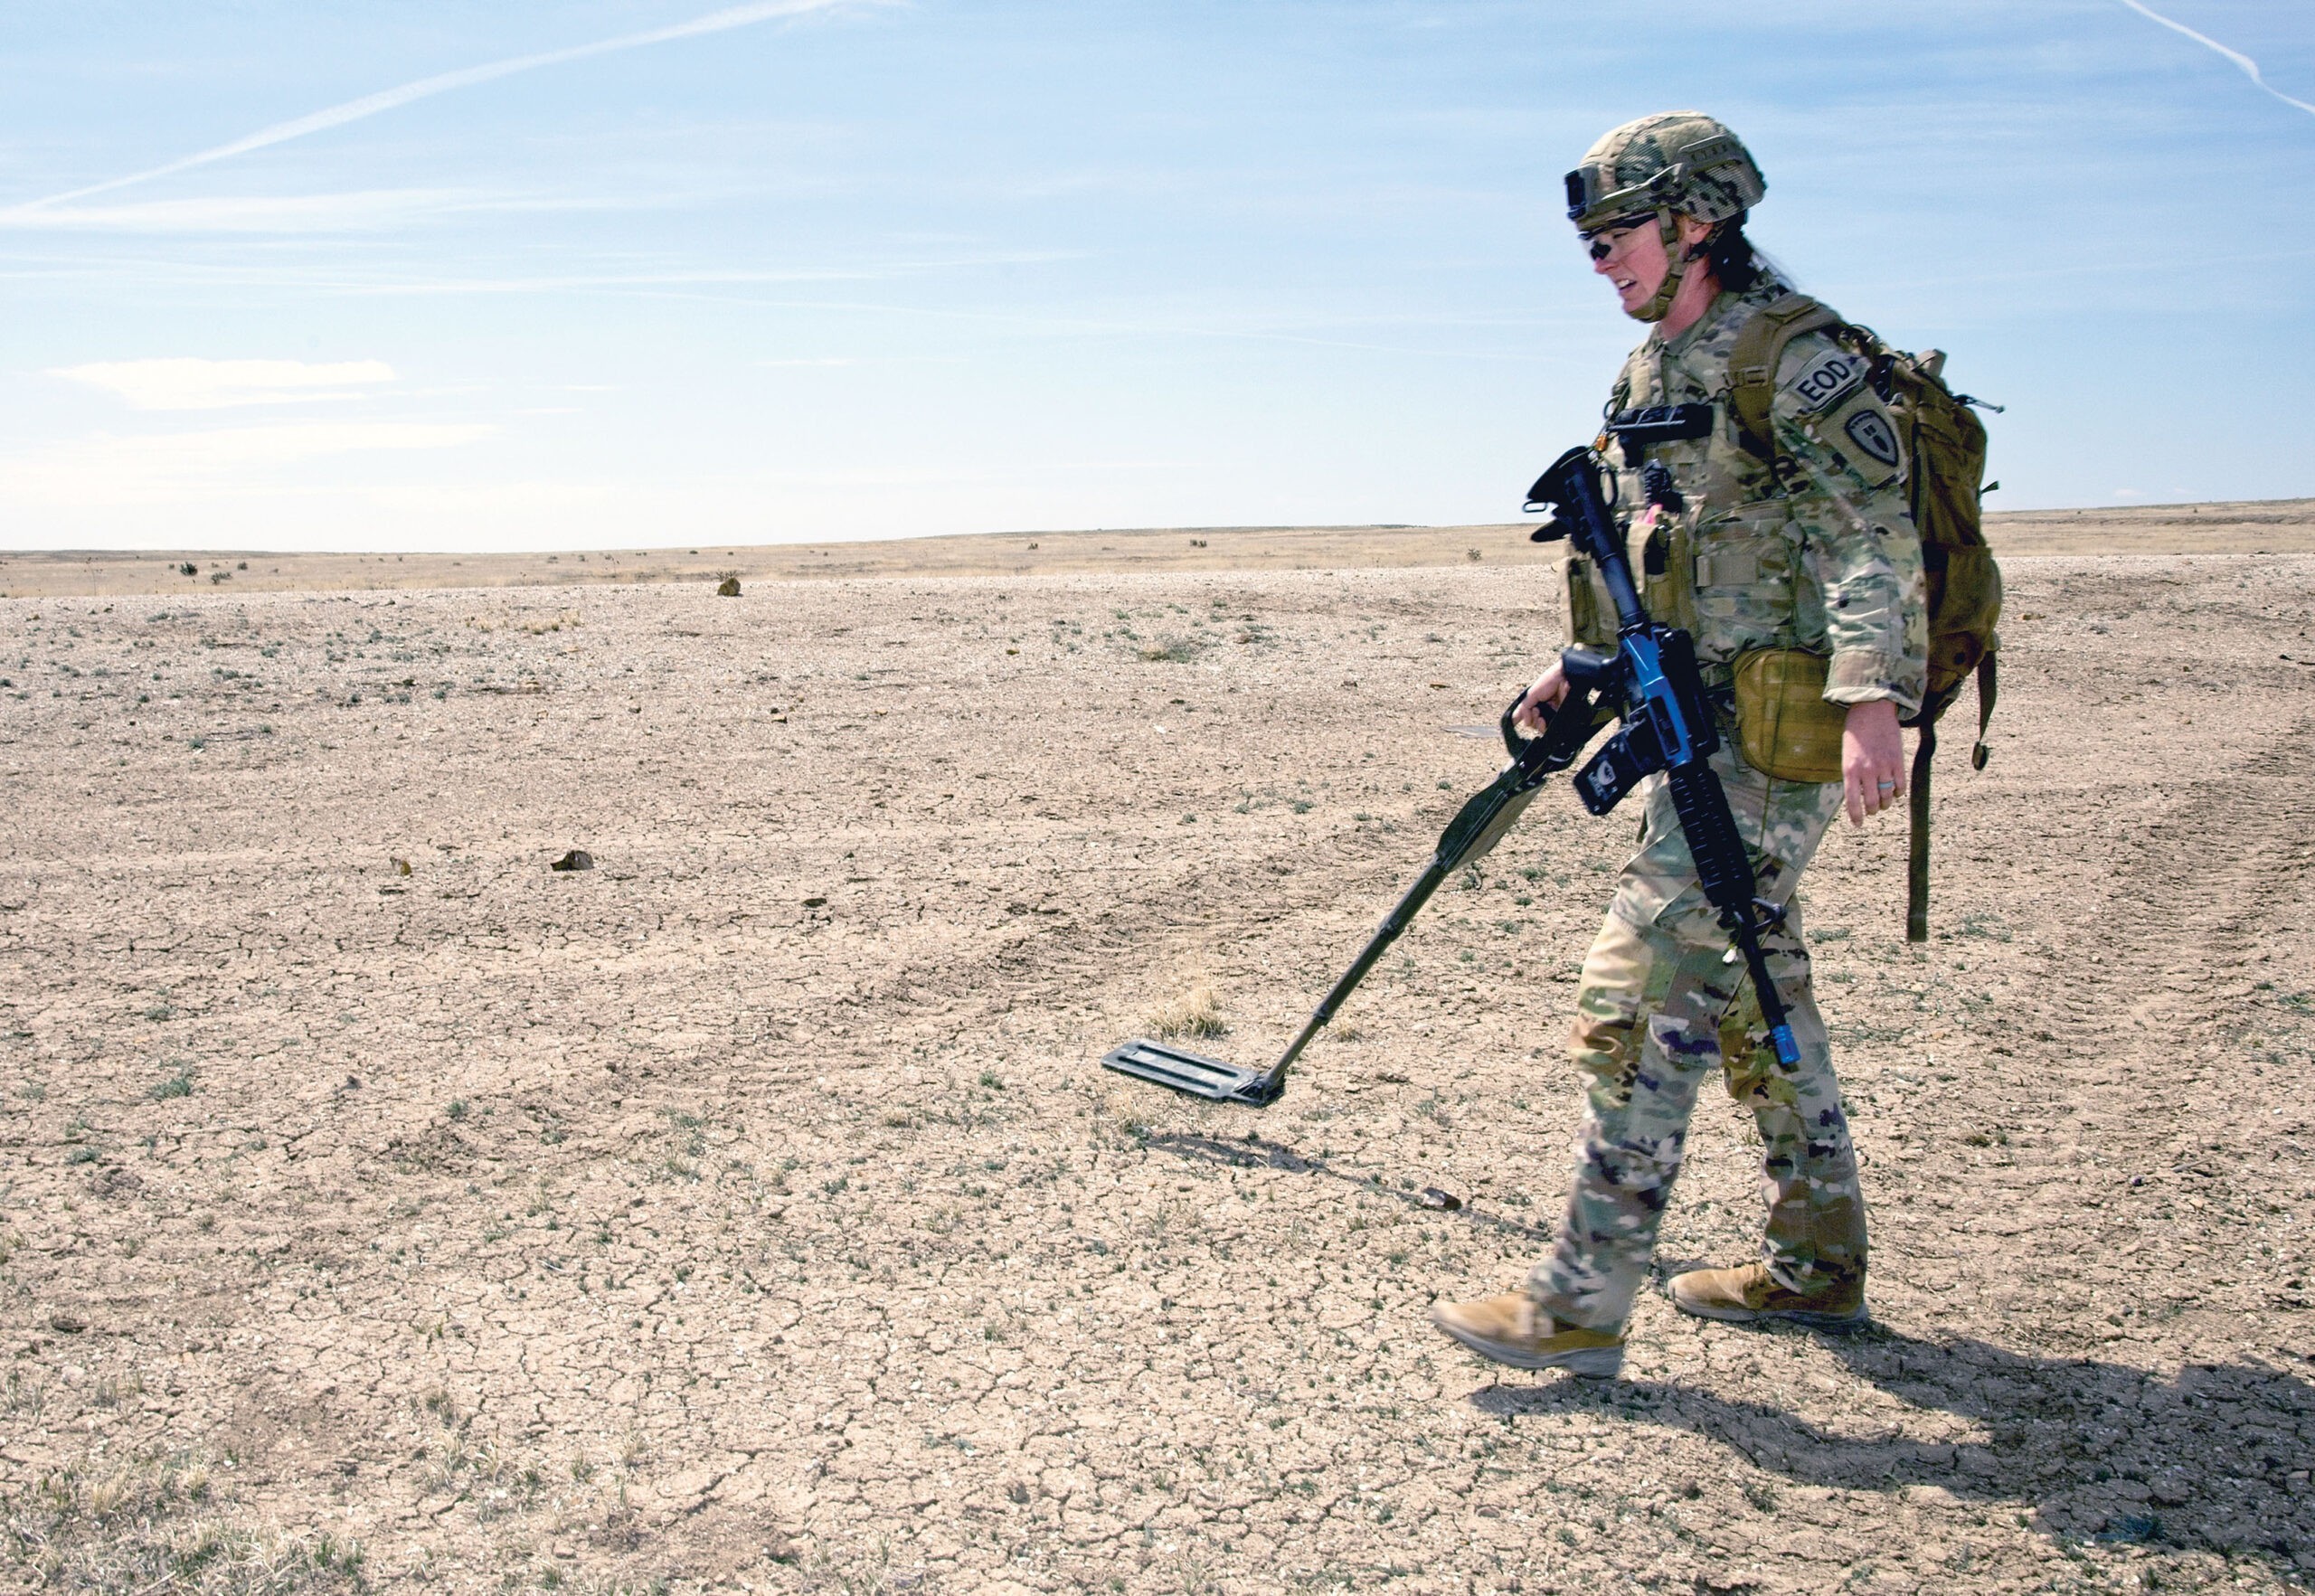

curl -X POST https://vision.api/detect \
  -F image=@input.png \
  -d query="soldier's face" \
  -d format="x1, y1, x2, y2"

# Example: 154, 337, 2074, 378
1589, 220, 1669, 316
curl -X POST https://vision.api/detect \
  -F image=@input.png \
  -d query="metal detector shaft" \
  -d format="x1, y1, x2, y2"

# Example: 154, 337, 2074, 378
1243, 683, 1611, 1099
1258, 851, 1467, 1087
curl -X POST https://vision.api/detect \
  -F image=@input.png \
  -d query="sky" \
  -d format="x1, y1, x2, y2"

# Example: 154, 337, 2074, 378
1, 0, 2310, 552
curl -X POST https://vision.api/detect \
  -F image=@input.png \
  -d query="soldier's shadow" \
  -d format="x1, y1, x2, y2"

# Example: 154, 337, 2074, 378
1469, 1325, 2315, 1568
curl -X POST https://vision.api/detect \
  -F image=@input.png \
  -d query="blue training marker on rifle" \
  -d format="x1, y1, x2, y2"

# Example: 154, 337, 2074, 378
1770, 1024, 1801, 1068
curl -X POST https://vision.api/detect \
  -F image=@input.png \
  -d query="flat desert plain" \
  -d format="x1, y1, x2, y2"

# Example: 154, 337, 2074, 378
3, 504, 2313, 1596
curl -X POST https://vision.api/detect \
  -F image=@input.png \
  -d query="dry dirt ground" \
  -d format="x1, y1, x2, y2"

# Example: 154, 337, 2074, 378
3, 524, 2313, 1595
1, 496, 2309, 600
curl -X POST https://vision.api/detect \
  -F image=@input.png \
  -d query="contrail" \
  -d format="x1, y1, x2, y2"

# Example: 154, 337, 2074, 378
2115, 0, 2315, 118
23, 0, 863, 210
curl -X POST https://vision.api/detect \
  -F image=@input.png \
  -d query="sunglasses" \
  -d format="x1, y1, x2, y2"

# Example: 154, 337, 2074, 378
1581, 215, 1658, 262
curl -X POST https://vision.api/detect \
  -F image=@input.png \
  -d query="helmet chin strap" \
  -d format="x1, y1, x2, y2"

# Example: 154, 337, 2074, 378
1627, 208, 1711, 325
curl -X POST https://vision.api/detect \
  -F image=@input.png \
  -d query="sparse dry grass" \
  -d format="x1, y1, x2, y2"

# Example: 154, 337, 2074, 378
2, 1452, 365, 1594
1145, 983, 1228, 1040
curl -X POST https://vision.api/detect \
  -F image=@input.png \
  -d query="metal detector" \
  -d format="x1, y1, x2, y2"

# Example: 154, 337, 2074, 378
1101, 684, 1611, 1107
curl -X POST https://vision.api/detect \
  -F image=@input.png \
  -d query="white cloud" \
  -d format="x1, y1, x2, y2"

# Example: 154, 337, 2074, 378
19, 0, 874, 212
1, 420, 494, 507
2115, 0, 2315, 118
343, 254, 1083, 296
52, 358, 397, 411
0, 189, 489, 235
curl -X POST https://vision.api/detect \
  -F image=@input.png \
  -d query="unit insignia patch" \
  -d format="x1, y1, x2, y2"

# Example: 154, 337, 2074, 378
1843, 409, 1902, 468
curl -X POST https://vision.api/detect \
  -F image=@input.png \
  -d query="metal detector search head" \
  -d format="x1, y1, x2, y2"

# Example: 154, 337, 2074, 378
1101, 1038, 1284, 1107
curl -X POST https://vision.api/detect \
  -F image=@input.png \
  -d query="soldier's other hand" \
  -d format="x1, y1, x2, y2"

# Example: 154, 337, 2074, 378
1514, 663, 1570, 739
1841, 700, 1905, 827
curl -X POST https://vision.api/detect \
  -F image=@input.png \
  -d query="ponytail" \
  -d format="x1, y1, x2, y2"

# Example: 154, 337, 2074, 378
1703, 212, 1760, 292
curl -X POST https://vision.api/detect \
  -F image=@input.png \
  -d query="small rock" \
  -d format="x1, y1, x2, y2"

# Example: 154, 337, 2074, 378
1419, 1187, 1462, 1212
2150, 1475, 2194, 1507
48, 1311, 86, 1334
716, 576, 742, 597
551, 850, 594, 873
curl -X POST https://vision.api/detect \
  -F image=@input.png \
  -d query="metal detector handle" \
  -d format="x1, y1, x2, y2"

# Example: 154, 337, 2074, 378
1502, 647, 1616, 760
1499, 691, 1531, 758
1490, 685, 1546, 760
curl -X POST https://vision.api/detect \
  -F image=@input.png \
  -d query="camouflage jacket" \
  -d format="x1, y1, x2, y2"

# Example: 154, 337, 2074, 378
1566, 277, 1930, 715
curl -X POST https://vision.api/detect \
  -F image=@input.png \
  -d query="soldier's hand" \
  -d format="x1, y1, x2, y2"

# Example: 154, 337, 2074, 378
1842, 700, 1906, 826
1514, 663, 1570, 739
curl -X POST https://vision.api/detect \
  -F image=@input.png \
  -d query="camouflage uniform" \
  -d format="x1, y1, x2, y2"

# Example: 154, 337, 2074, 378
1528, 273, 1929, 1332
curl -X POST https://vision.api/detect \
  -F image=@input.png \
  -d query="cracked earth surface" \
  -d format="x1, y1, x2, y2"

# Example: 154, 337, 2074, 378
2, 552, 2311, 1593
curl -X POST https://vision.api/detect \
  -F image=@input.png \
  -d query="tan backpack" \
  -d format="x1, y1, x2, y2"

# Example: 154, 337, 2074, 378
1728, 294, 2002, 942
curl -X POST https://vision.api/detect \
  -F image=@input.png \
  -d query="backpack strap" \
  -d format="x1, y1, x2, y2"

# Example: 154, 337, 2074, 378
1970, 653, 1997, 771
1728, 294, 1843, 462
1906, 721, 1934, 945
1904, 655, 1998, 943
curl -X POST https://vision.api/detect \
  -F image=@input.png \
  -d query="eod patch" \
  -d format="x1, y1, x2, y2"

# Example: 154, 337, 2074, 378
1786, 347, 1866, 412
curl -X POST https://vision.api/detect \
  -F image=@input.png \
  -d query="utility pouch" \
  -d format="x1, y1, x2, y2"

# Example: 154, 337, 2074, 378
1564, 553, 1612, 647
1733, 647, 1847, 784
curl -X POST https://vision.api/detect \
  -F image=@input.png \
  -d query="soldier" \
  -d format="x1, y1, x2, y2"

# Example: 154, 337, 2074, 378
1429, 112, 1928, 1378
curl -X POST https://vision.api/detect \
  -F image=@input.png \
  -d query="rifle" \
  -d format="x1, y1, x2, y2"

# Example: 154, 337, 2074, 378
1098, 442, 1800, 1109
1523, 445, 1803, 1068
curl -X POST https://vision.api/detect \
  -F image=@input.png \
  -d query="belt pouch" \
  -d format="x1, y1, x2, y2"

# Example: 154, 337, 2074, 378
1734, 647, 1847, 783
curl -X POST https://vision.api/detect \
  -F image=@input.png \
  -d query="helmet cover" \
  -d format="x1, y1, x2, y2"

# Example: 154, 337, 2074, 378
1565, 111, 1765, 232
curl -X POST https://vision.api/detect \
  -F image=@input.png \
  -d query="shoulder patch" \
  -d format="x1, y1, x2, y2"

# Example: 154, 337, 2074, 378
1785, 345, 1867, 413
1843, 408, 1901, 468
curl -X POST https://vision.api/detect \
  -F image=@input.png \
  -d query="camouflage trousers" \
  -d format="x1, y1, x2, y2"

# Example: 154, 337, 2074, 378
1527, 743, 1865, 1332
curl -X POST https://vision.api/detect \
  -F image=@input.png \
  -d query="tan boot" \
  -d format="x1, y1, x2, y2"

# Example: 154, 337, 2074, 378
1668, 1262, 1866, 1328
1428, 1293, 1625, 1377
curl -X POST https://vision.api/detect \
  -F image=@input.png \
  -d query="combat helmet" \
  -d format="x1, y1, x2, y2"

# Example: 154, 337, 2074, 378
1566, 111, 1764, 323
